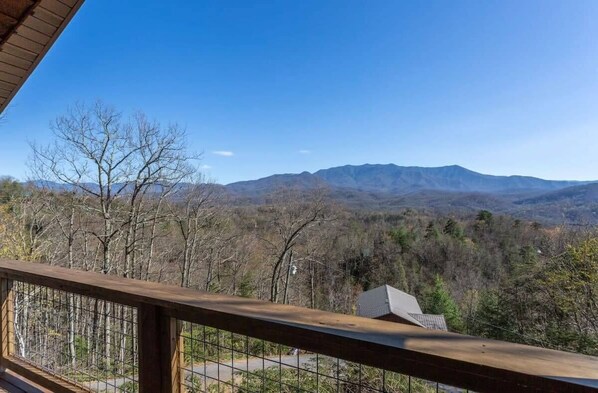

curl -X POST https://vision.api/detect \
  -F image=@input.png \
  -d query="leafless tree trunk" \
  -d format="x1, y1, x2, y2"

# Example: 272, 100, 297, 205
260, 191, 329, 303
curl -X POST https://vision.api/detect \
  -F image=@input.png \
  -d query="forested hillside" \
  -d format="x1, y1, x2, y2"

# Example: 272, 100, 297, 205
0, 103, 596, 358
225, 165, 598, 224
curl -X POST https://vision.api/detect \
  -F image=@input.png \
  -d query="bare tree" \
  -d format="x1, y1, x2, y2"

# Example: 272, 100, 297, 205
170, 176, 223, 288
29, 101, 197, 369
30, 101, 197, 276
258, 190, 330, 303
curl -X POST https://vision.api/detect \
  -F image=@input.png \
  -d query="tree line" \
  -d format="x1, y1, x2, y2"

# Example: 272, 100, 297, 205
0, 103, 595, 383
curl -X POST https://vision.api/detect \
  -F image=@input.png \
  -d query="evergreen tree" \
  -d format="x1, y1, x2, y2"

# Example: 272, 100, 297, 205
476, 210, 493, 223
394, 257, 409, 293
389, 226, 414, 253
423, 275, 464, 332
443, 218, 464, 240
472, 290, 517, 342
424, 221, 439, 239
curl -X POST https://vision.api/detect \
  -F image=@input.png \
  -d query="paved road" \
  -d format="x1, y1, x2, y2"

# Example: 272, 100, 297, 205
85, 355, 465, 392
85, 354, 315, 391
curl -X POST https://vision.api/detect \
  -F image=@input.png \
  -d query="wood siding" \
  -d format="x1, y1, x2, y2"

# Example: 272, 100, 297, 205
0, 0, 84, 114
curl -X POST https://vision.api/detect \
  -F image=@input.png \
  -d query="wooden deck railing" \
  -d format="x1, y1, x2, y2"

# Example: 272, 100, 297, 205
0, 259, 596, 393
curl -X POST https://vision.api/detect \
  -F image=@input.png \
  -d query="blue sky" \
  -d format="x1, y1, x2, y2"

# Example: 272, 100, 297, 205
2, 0, 598, 184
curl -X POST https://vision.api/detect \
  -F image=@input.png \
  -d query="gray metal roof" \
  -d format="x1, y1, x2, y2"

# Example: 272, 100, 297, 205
357, 285, 448, 331
357, 285, 425, 327
409, 313, 448, 331
357, 285, 422, 315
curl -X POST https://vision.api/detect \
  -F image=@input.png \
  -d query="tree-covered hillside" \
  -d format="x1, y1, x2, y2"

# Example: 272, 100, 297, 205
1, 103, 596, 361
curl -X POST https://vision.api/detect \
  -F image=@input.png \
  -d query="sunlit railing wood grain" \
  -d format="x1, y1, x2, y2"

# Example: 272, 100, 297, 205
0, 259, 596, 393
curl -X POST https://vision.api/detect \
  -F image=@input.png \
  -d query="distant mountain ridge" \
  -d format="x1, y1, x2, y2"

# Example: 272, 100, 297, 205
312, 164, 588, 194
227, 164, 592, 195
225, 164, 598, 224
22, 164, 598, 224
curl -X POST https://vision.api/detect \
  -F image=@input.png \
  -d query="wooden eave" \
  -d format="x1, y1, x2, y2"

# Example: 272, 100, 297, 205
0, 0, 84, 114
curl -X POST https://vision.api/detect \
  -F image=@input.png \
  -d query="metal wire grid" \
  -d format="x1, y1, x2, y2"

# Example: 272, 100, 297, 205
9, 281, 139, 392
3, 280, 472, 393
179, 322, 470, 393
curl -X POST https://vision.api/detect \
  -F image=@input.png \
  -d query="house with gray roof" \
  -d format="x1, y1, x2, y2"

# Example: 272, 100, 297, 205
357, 285, 448, 331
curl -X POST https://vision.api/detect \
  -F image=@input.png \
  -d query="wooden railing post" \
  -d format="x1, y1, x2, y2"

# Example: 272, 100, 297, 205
161, 315, 184, 393
138, 304, 183, 393
0, 278, 13, 372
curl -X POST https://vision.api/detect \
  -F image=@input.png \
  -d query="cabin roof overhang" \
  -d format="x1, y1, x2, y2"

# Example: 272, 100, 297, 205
0, 0, 84, 114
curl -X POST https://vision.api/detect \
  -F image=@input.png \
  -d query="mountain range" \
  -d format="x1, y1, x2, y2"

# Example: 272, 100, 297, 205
225, 164, 598, 224
21, 164, 598, 225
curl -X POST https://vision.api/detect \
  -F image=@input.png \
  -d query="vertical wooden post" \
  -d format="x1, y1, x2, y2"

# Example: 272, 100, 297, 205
138, 304, 183, 393
160, 316, 183, 393
0, 278, 14, 372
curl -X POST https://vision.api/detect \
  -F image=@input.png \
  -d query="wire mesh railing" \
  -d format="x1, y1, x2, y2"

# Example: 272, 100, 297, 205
178, 321, 468, 393
5, 281, 469, 393
9, 281, 138, 392
0, 260, 594, 393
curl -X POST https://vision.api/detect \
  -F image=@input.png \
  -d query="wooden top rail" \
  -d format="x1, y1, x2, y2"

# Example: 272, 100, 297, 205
0, 260, 597, 393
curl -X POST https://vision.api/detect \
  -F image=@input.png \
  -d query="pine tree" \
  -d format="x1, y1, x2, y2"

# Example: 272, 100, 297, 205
443, 218, 463, 240
395, 257, 409, 293
476, 210, 493, 223
424, 275, 464, 332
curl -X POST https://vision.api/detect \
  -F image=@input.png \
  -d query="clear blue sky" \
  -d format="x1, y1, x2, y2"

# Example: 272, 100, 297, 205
2, 0, 598, 184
